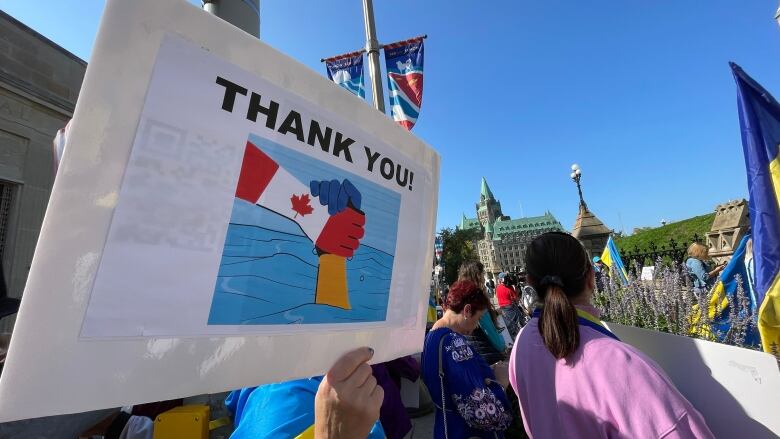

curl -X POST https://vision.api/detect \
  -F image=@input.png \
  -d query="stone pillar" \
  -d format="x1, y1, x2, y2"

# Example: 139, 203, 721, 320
706, 199, 750, 264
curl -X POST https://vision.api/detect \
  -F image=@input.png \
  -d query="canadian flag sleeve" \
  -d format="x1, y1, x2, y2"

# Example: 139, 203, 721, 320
235, 142, 330, 242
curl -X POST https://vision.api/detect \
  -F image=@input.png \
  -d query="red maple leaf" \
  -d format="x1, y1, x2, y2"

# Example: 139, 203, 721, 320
291, 193, 314, 218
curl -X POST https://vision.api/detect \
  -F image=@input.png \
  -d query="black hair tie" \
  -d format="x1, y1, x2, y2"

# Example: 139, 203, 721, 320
539, 275, 564, 289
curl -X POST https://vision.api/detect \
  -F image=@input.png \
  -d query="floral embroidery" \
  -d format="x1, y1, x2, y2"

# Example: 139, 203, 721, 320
444, 334, 474, 362
452, 387, 512, 430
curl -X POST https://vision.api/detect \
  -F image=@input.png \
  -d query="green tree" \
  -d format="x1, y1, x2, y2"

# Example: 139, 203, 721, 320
439, 227, 480, 286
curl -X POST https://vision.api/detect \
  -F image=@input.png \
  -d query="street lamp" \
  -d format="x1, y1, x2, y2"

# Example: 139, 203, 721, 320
570, 163, 586, 208
776, 4, 780, 27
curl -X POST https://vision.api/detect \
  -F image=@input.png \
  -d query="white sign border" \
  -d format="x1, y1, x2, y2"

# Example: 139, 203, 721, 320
0, 0, 439, 421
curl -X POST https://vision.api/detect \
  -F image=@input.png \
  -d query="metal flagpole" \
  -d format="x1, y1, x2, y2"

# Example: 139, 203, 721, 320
362, 0, 385, 113
202, 0, 261, 38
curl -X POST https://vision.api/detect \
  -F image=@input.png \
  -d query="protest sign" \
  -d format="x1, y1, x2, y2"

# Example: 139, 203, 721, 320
611, 323, 780, 437
0, 0, 438, 421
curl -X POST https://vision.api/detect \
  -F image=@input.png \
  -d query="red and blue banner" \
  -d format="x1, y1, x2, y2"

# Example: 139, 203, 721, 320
324, 51, 366, 98
384, 37, 424, 130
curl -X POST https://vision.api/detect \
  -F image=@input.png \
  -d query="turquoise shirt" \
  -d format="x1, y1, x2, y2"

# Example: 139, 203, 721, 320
479, 312, 506, 352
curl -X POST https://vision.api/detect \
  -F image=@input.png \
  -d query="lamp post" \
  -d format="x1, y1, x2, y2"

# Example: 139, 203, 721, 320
775, 4, 780, 27
362, 0, 385, 113
570, 163, 586, 208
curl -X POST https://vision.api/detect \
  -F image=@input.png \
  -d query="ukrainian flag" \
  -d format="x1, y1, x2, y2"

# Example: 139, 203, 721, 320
731, 63, 780, 355
427, 291, 437, 324
600, 236, 628, 285
705, 234, 761, 346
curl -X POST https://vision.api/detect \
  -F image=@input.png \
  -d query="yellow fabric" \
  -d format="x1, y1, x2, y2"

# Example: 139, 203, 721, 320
600, 246, 611, 268
758, 155, 780, 354
576, 308, 603, 326
770, 155, 780, 207
295, 425, 315, 439
687, 282, 729, 339
707, 282, 729, 320
427, 304, 437, 324
758, 272, 780, 354
688, 304, 715, 339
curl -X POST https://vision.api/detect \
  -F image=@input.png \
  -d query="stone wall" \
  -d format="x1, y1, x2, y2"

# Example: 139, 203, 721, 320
706, 199, 750, 264
0, 11, 86, 332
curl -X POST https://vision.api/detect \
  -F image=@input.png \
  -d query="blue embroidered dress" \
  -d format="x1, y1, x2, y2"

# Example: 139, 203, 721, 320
422, 328, 512, 438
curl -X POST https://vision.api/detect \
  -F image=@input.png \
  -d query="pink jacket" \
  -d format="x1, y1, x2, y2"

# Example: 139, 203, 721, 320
509, 305, 714, 438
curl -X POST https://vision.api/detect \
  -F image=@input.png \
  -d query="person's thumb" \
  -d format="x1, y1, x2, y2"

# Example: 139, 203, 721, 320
326, 347, 374, 383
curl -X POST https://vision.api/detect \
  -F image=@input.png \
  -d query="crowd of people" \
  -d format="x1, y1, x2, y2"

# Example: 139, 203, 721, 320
222, 232, 718, 438
416, 232, 714, 438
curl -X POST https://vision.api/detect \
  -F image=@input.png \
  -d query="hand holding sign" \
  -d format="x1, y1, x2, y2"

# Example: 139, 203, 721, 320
315, 347, 384, 439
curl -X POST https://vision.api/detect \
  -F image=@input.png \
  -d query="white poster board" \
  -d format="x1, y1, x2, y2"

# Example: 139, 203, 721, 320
611, 324, 780, 437
0, 0, 438, 421
640, 266, 655, 281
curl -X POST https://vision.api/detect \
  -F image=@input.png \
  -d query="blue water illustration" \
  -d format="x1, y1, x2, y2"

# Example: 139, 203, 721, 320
207, 134, 399, 325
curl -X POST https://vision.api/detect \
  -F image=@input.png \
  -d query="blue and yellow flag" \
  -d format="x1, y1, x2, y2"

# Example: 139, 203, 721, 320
707, 234, 761, 346
427, 291, 438, 324
731, 63, 780, 355
600, 236, 628, 285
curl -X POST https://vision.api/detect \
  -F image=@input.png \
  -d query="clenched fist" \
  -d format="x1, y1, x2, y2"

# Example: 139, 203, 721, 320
315, 207, 366, 258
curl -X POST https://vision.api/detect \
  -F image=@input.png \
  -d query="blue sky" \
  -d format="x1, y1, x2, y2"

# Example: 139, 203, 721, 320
3, 0, 779, 234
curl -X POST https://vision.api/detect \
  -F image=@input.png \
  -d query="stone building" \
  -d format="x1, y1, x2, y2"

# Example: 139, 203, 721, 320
458, 178, 565, 276
571, 203, 611, 259
706, 199, 750, 264
0, 11, 86, 331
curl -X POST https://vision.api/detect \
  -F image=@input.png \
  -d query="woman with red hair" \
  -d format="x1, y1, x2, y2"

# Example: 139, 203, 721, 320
421, 280, 513, 438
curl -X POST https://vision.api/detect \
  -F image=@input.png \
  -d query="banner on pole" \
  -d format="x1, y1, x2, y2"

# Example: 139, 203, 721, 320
384, 37, 424, 130
0, 0, 439, 422
324, 51, 366, 99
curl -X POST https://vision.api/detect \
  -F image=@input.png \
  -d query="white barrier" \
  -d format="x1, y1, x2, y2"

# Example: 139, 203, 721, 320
611, 324, 780, 438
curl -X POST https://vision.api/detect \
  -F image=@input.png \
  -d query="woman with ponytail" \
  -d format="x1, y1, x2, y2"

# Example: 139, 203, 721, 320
509, 232, 713, 438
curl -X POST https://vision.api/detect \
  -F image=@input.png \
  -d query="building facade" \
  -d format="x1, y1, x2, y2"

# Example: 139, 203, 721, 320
0, 11, 86, 331
458, 178, 565, 276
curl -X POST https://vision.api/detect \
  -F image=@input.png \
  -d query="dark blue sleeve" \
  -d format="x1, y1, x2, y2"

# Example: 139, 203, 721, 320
441, 334, 513, 431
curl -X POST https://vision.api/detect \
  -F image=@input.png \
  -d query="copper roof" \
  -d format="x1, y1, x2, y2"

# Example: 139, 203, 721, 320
572, 204, 611, 238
